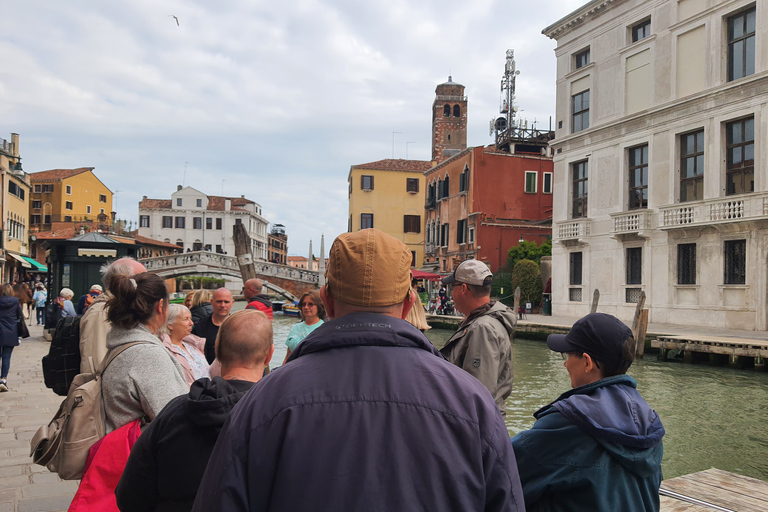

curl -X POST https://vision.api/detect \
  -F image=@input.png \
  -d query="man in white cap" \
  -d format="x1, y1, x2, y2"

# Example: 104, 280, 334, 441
440, 260, 516, 415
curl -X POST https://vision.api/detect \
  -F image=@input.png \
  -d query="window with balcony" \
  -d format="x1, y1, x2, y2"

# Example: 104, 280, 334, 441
193, 217, 202, 229
65, 201, 73, 210
677, 243, 696, 285
572, 90, 590, 133
726, 117, 754, 195
631, 18, 651, 42
457, 219, 467, 244
575, 48, 590, 69
572, 160, 588, 218
406, 178, 419, 193
162, 216, 173, 228
724, 239, 746, 284
727, 7, 755, 82
543, 172, 553, 194
175, 217, 185, 229
99, 194, 107, 203
680, 130, 704, 202
628, 144, 648, 210
404, 215, 420, 234
361, 175, 374, 191
140, 215, 150, 228
525, 171, 538, 193
361, 213, 374, 230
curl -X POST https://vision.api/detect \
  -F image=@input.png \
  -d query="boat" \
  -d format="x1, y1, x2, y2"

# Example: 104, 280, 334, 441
283, 302, 300, 317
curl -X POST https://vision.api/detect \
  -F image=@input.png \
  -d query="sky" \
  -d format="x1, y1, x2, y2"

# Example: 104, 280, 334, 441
1, 0, 585, 257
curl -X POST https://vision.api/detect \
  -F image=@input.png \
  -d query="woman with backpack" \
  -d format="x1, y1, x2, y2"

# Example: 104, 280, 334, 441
101, 273, 188, 433
32, 284, 47, 325
0, 284, 23, 392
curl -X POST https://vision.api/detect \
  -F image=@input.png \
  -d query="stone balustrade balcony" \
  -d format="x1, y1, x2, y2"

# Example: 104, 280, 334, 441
659, 192, 768, 230
611, 209, 653, 237
555, 218, 591, 243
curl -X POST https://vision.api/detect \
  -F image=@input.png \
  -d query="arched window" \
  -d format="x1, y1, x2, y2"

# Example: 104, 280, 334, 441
443, 175, 450, 198
443, 104, 451, 117
453, 105, 461, 117
437, 178, 443, 199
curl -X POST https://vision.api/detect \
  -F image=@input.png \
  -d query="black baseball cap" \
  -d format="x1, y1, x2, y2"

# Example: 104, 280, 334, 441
547, 313, 633, 369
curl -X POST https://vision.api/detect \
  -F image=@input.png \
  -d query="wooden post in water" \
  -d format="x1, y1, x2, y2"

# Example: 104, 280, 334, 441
513, 287, 521, 318
590, 289, 600, 314
233, 224, 257, 283
636, 309, 649, 358
631, 291, 647, 357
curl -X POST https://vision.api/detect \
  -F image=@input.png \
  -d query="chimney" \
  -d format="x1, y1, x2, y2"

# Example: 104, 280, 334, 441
177, 185, 182, 191
10, 133, 19, 157
241, 195, 245, 199
225, 199, 231, 210
142, 195, 147, 201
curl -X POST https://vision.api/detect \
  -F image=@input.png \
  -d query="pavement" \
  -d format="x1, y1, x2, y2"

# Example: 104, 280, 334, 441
0, 322, 77, 512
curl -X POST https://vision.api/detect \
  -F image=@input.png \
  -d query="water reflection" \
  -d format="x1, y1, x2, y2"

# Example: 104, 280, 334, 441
268, 312, 768, 481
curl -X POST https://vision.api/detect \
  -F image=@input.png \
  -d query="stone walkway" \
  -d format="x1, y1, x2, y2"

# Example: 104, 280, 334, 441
0, 323, 77, 512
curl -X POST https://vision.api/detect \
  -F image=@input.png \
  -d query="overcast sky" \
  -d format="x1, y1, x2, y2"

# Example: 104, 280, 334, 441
1, 0, 584, 257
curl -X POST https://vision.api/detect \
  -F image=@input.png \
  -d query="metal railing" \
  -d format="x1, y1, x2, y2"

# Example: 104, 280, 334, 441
659, 192, 768, 229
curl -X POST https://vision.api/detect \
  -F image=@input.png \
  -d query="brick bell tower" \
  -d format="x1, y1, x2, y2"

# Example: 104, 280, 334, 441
431, 76, 467, 163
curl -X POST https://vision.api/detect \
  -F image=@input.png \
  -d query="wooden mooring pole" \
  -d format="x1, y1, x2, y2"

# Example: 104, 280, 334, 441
233, 223, 257, 283
631, 291, 648, 358
590, 289, 600, 314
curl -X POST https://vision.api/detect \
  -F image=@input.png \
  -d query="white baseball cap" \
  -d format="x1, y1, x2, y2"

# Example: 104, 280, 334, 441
441, 260, 493, 286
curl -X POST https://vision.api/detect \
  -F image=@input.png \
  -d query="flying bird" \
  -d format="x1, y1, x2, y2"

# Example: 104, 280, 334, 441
169, 15, 179, 26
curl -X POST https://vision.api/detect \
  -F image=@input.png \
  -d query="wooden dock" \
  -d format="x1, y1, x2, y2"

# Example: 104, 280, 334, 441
660, 469, 768, 511
653, 335, 768, 368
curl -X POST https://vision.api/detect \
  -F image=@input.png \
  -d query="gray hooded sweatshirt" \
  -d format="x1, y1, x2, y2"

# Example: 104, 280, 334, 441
102, 324, 188, 433
440, 301, 516, 414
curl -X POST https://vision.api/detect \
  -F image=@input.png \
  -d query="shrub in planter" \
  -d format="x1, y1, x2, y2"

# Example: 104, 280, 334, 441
511, 259, 543, 307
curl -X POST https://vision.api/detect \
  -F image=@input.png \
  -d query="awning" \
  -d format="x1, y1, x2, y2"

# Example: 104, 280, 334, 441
78, 248, 117, 257
21, 256, 47, 273
7, 253, 31, 268
411, 269, 442, 281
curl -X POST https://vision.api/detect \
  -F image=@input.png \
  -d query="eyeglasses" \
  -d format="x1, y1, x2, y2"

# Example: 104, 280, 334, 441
560, 352, 581, 361
300, 302, 317, 308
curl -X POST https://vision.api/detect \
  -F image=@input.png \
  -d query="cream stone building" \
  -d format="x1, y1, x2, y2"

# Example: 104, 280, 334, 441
544, 0, 767, 329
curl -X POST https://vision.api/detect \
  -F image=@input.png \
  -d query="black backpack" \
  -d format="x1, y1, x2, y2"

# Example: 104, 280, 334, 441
42, 316, 83, 396
44, 302, 61, 330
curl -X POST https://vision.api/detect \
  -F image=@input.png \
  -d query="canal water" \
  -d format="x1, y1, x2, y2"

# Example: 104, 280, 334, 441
264, 311, 768, 481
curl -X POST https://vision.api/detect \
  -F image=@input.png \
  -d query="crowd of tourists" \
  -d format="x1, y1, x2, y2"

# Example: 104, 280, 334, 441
23, 228, 665, 511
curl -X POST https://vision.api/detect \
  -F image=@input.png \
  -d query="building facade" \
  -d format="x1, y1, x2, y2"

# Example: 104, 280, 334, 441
138, 186, 269, 259
544, 0, 767, 329
348, 159, 433, 268
0, 133, 33, 282
29, 168, 113, 228
268, 224, 288, 265
424, 145, 553, 274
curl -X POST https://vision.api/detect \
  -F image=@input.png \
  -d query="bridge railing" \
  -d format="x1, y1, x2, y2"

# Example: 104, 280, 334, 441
140, 251, 320, 284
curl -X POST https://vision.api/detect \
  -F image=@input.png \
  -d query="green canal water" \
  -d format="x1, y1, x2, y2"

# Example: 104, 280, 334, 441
265, 312, 768, 481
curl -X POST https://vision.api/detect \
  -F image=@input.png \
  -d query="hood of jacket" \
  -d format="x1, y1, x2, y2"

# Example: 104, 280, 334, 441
186, 376, 254, 433
458, 300, 516, 336
537, 375, 665, 476
106, 323, 164, 350
288, 312, 443, 362
0, 295, 19, 312
248, 294, 272, 308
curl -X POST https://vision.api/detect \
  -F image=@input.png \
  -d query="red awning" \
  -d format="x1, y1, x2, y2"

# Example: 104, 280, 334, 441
411, 269, 442, 281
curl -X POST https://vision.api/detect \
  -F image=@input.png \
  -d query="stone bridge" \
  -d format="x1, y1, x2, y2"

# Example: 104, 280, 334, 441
140, 251, 320, 300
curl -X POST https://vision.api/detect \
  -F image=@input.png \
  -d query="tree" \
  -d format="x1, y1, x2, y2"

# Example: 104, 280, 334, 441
506, 239, 551, 270
511, 259, 543, 307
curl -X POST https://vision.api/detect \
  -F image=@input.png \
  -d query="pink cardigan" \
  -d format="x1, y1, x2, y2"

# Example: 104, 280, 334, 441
160, 333, 212, 386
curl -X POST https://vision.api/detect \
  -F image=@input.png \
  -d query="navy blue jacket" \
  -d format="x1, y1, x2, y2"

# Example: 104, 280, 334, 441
0, 296, 22, 347
192, 312, 525, 512
512, 375, 665, 512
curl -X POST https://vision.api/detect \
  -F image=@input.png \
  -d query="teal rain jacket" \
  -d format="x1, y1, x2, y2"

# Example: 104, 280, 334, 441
511, 375, 665, 512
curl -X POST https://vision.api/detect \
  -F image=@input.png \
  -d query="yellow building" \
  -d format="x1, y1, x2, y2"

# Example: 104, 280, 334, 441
29, 168, 113, 228
348, 159, 433, 268
0, 133, 35, 282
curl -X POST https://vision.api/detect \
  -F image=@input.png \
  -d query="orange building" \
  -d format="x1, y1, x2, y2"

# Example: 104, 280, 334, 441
424, 145, 553, 274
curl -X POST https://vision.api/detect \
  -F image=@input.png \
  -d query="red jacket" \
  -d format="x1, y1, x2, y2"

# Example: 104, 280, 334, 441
68, 420, 142, 512
246, 295, 273, 320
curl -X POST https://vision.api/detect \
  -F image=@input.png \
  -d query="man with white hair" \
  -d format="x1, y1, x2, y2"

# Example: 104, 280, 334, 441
79, 257, 146, 372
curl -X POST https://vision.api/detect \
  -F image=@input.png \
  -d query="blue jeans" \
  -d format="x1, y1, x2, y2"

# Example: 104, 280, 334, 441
0, 346, 13, 379
36, 306, 45, 325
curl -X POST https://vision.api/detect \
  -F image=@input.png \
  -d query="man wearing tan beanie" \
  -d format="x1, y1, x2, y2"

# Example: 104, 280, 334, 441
193, 229, 525, 512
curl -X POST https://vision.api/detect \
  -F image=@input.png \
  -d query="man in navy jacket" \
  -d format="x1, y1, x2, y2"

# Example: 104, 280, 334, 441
512, 313, 665, 511
193, 228, 525, 512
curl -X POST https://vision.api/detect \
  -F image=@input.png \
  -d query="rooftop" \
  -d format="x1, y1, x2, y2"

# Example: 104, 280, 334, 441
350, 159, 433, 172
30, 167, 94, 182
